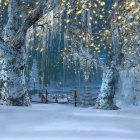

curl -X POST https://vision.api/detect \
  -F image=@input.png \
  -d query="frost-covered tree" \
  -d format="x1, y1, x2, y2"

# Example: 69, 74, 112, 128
96, 0, 140, 110
0, 0, 51, 105
109, 0, 140, 106
59, 0, 140, 109
58, 0, 118, 109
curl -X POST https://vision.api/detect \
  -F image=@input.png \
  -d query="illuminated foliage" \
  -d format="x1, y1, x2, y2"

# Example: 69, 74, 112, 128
112, 0, 140, 66
1, 0, 139, 82
59, 0, 112, 53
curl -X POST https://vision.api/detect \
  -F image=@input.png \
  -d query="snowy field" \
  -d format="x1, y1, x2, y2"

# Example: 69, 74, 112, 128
0, 104, 140, 140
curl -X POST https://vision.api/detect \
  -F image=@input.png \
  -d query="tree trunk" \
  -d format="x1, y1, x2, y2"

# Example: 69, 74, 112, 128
95, 68, 119, 110
0, 0, 32, 106
95, 16, 122, 110
0, 45, 31, 106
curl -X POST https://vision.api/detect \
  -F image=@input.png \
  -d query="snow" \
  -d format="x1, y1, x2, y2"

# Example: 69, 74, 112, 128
0, 104, 140, 140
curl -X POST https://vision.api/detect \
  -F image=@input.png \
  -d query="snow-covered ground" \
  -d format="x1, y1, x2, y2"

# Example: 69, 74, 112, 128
0, 104, 140, 140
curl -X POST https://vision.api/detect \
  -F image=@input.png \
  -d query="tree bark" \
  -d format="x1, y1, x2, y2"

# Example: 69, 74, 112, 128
95, 68, 119, 110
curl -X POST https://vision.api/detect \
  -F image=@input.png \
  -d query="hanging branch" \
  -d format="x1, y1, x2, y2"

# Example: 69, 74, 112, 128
12, 0, 59, 49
